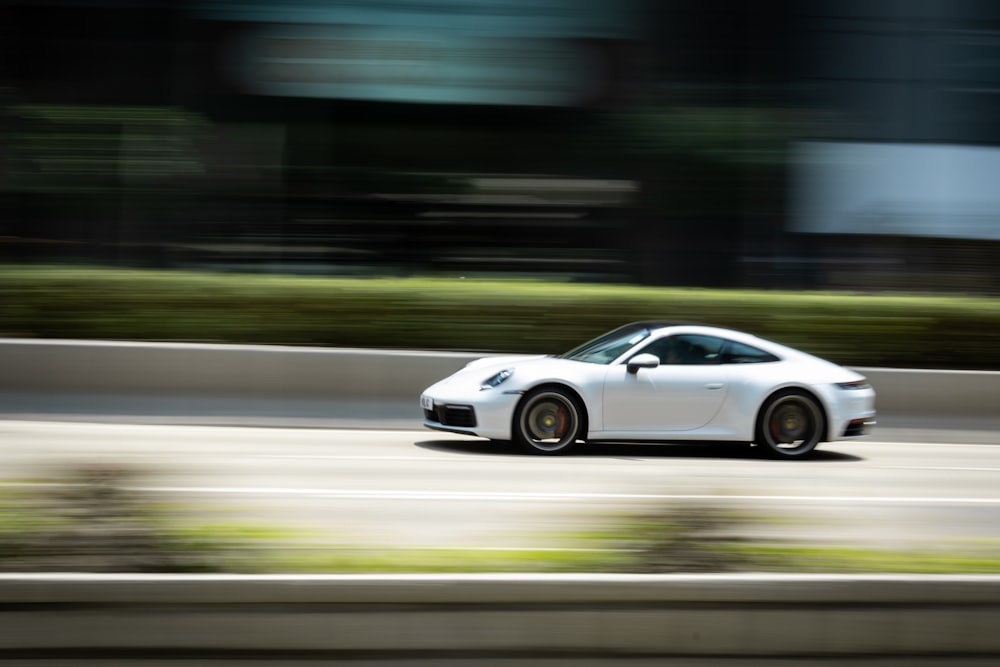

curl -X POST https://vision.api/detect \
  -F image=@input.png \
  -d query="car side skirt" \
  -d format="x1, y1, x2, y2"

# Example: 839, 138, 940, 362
588, 427, 746, 442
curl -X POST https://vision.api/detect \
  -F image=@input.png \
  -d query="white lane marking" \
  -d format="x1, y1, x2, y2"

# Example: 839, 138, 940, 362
857, 440, 1000, 448
259, 455, 457, 461
0, 422, 430, 438
885, 466, 1000, 472
7, 483, 1000, 505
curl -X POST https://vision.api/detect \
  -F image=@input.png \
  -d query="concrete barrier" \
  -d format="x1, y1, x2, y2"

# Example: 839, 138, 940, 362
1, 338, 998, 419
856, 367, 1000, 416
2, 573, 999, 659
0, 338, 477, 398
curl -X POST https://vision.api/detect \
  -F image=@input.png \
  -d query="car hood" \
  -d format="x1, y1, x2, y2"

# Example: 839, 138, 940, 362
462, 354, 549, 372
433, 353, 606, 393
423, 354, 553, 395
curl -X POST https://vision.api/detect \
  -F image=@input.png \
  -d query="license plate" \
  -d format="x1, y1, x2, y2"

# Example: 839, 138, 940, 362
420, 395, 434, 410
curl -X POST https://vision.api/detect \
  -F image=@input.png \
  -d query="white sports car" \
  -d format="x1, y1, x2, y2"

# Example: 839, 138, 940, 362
420, 322, 876, 457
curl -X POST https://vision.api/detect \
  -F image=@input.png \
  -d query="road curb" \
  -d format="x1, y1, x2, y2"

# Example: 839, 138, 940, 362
2, 574, 999, 657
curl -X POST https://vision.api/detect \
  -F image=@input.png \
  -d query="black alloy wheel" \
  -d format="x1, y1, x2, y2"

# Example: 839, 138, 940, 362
513, 387, 584, 455
756, 389, 825, 458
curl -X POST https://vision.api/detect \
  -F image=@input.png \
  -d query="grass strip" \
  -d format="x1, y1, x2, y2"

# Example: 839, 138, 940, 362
4, 264, 1000, 369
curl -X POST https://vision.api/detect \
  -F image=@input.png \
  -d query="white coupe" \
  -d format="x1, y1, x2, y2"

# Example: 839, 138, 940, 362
420, 322, 876, 457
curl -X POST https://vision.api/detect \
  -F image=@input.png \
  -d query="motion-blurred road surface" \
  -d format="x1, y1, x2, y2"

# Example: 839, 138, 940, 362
2, 420, 999, 553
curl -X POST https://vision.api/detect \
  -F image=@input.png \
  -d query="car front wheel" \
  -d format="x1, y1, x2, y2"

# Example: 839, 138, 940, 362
755, 390, 825, 458
513, 387, 584, 455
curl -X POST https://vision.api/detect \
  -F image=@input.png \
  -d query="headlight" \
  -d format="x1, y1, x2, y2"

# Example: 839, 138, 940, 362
481, 369, 514, 390
836, 379, 871, 390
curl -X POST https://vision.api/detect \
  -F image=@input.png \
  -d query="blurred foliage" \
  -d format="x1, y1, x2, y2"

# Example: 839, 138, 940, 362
614, 504, 1000, 575
726, 544, 1000, 574
617, 504, 757, 573
3, 265, 1000, 369
6, 472, 1000, 574
0, 465, 222, 572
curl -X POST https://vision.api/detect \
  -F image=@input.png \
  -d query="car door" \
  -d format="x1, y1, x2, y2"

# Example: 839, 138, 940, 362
602, 334, 729, 432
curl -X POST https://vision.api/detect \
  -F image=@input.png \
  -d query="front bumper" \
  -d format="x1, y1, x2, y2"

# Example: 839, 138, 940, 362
420, 388, 521, 440
424, 404, 477, 429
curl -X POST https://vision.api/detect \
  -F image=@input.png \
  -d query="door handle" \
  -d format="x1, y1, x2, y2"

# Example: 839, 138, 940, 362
705, 383, 725, 390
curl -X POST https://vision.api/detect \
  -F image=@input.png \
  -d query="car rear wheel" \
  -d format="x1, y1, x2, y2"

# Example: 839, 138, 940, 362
756, 390, 824, 458
513, 387, 583, 455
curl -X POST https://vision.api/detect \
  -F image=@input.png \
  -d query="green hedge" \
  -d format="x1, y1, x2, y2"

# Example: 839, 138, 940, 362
3, 266, 1000, 369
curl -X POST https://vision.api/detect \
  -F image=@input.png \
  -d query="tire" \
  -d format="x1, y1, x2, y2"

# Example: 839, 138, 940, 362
513, 387, 584, 455
755, 389, 825, 458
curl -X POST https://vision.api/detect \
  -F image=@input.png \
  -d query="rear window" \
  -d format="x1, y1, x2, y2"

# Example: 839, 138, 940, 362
721, 341, 780, 364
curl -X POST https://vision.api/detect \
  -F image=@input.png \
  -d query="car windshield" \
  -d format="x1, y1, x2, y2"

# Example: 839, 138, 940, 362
558, 324, 653, 364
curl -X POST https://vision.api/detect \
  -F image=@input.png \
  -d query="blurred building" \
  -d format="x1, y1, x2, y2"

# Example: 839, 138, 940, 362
2, 0, 1000, 291
787, 0, 1000, 292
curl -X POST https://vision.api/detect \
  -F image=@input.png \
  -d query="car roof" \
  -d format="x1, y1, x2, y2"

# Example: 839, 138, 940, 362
602, 321, 776, 345
631, 321, 733, 334
632, 321, 775, 345
638, 320, 703, 330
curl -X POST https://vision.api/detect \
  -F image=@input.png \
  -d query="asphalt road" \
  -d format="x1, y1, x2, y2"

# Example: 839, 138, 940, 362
3, 418, 1000, 555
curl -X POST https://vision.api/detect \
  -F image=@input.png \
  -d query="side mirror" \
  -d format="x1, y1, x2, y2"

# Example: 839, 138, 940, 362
627, 353, 660, 374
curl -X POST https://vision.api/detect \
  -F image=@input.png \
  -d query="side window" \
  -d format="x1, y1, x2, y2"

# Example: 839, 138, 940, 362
720, 341, 780, 364
634, 335, 724, 365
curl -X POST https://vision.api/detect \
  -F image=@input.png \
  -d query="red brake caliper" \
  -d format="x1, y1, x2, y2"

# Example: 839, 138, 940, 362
770, 416, 783, 442
554, 405, 568, 439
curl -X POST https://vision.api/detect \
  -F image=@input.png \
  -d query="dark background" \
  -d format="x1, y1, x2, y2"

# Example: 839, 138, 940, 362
3, 0, 1000, 291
